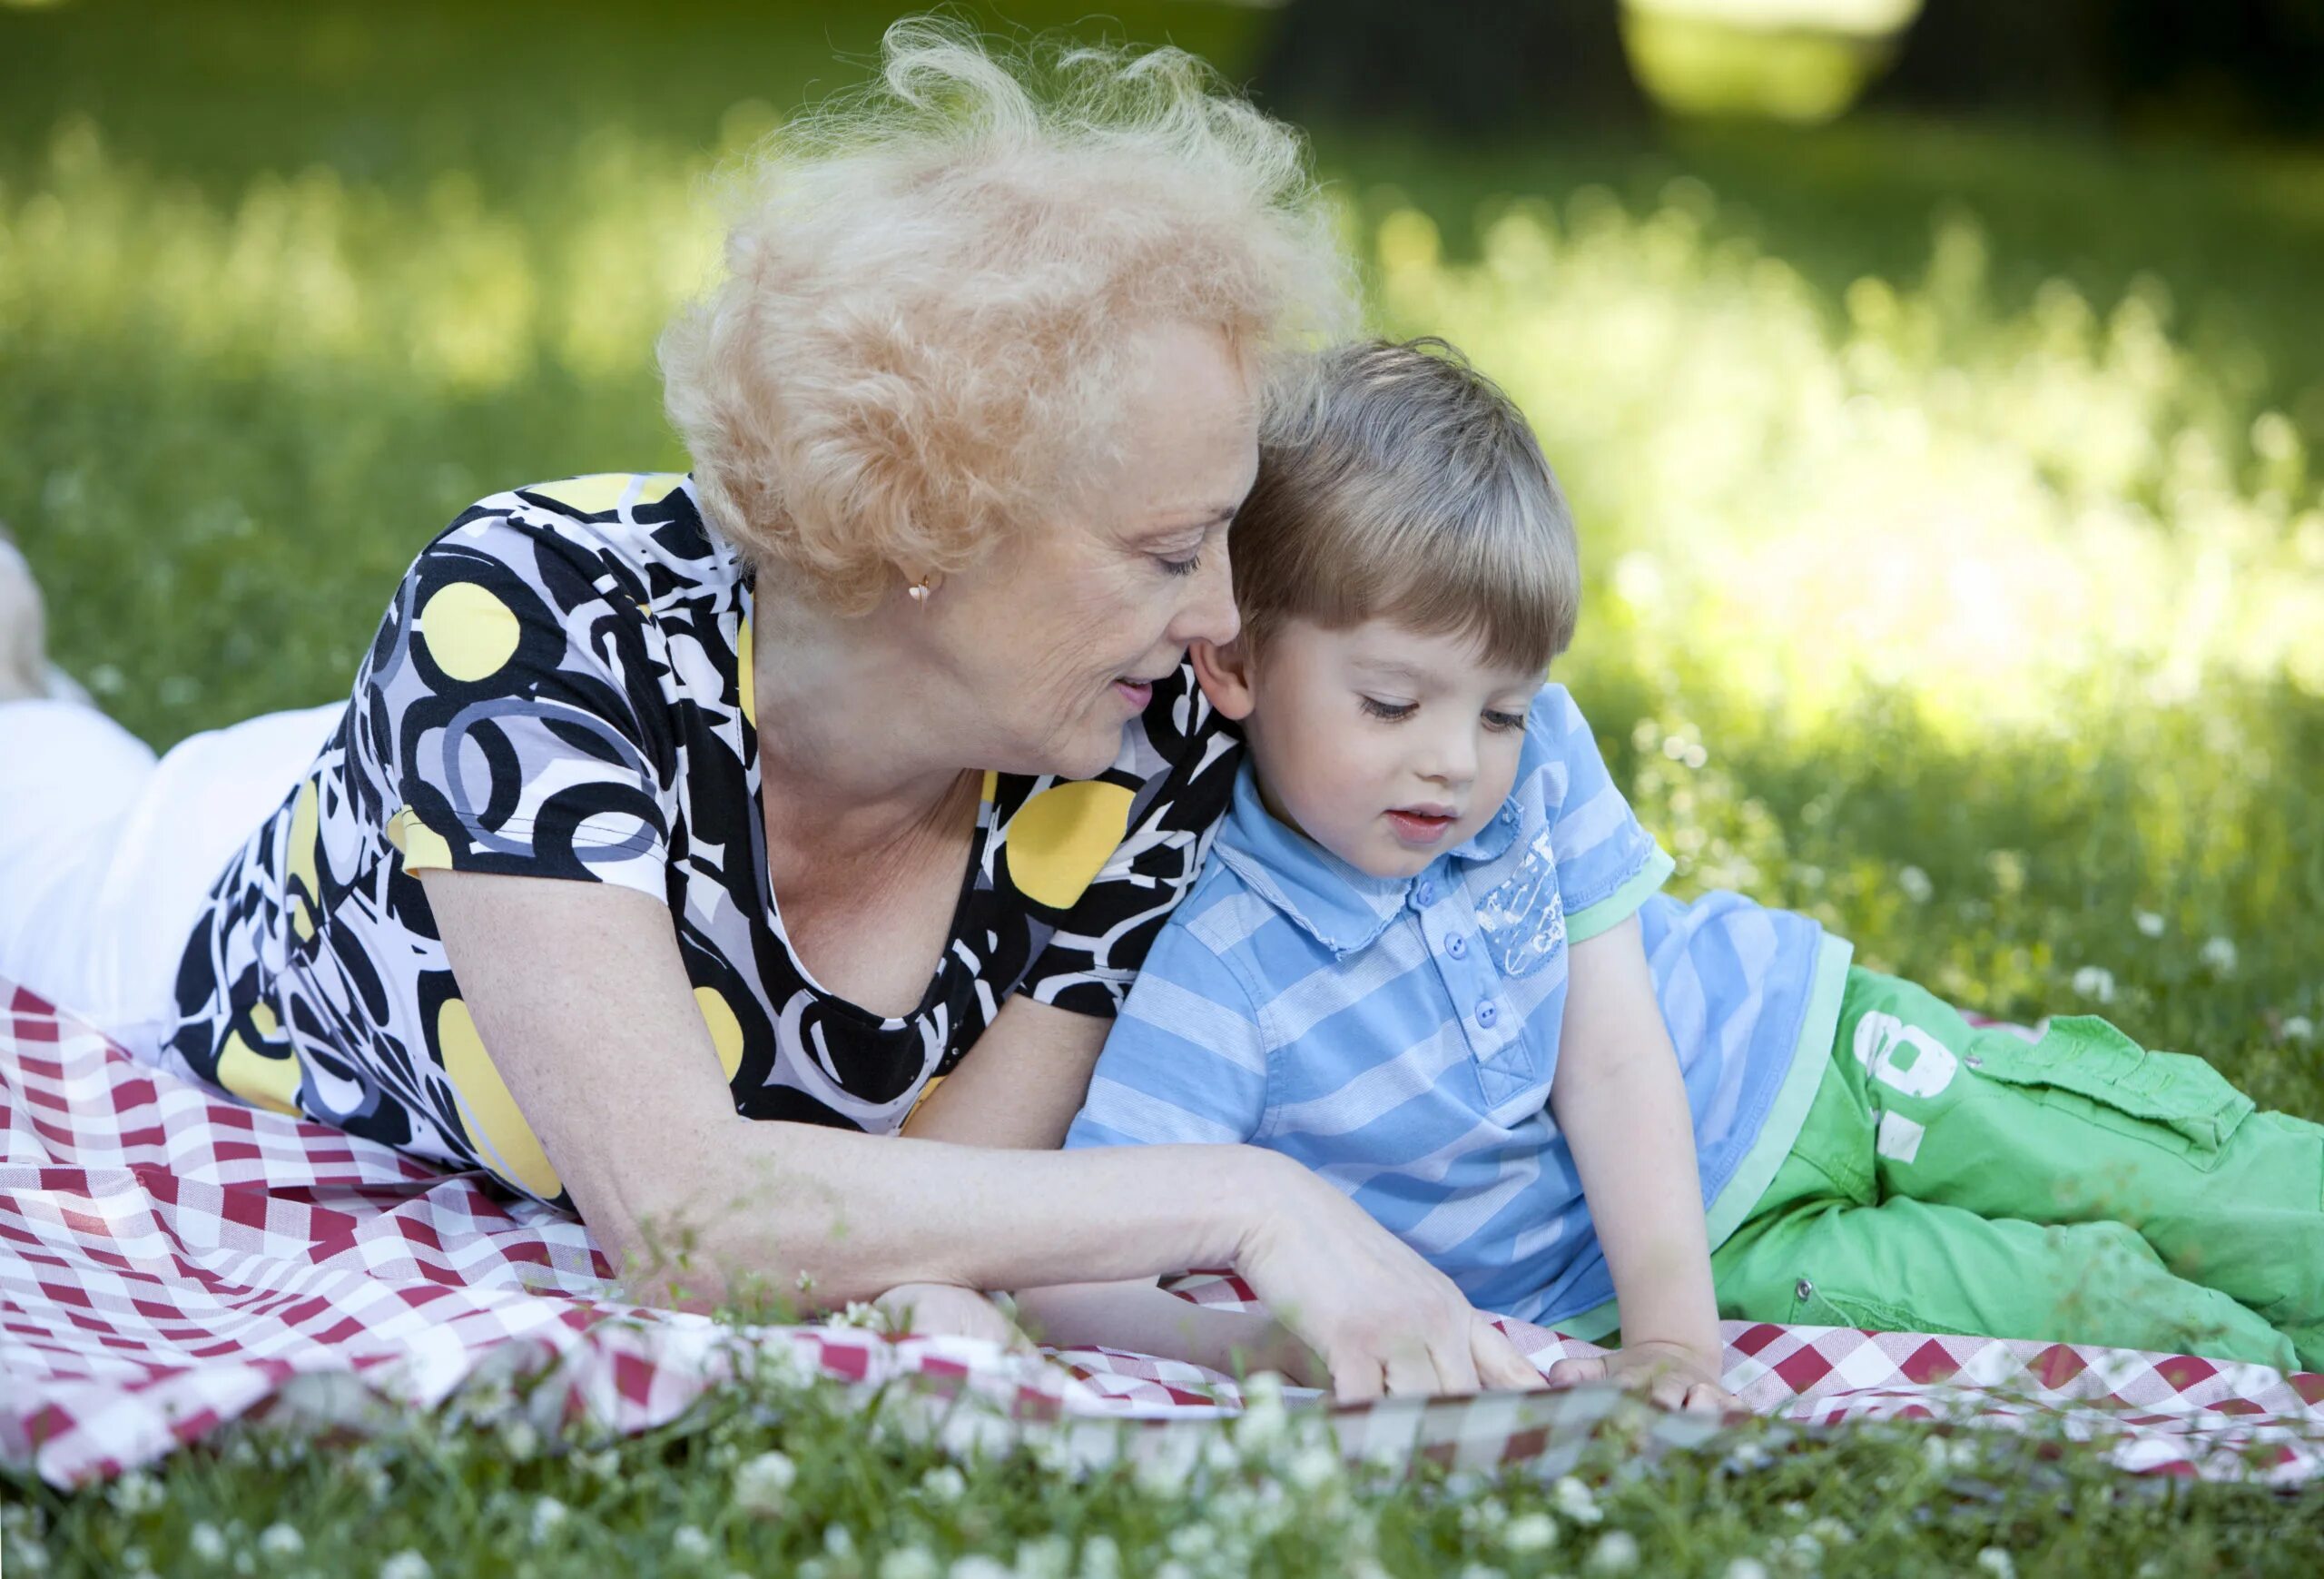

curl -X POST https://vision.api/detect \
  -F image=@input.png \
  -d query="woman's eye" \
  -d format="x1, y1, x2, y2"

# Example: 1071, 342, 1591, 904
1482, 710, 1526, 733
1360, 696, 1416, 722
1156, 551, 1202, 577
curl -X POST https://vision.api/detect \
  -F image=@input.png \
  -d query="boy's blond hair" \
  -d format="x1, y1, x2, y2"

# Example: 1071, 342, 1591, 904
1235, 339, 1579, 672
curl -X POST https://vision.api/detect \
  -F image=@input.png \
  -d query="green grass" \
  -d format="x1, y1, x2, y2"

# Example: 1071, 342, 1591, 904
7, 0, 2324, 1570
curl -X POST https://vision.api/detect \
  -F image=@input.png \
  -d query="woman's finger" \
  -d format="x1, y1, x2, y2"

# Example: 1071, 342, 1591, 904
1383, 1339, 1438, 1397
1430, 1323, 1482, 1396
1331, 1349, 1385, 1406
1472, 1318, 1549, 1391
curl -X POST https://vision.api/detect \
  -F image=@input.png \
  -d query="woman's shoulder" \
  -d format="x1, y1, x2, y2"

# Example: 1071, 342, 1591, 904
414, 472, 740, 612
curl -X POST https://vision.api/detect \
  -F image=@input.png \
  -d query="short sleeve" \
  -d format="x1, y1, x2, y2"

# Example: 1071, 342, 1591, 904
1013, 667, 1242, 1017
1537, 686, 1674, 943
1063, 913, 1269, 1149
376, 514, 676, 903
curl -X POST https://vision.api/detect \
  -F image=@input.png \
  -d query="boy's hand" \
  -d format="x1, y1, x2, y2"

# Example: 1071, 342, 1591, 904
1545, 1338, 1736, 1415
872, 1281, 1035, 1352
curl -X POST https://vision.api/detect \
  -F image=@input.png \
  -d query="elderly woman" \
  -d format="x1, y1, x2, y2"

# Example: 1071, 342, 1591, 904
0, 25, 1541, 1401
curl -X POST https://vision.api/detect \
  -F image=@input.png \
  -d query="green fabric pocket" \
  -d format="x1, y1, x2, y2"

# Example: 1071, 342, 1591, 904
1971, 1015, 2254, 1158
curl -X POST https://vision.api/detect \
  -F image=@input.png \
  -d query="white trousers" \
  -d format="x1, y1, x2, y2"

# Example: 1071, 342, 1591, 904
0, 698, 340, 1059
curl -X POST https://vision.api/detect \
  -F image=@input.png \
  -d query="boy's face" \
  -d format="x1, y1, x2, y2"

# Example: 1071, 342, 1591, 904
1210, 617, 1543, 880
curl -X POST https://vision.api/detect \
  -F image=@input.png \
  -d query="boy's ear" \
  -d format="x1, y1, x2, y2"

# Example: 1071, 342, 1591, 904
1190, 636, 1257, 721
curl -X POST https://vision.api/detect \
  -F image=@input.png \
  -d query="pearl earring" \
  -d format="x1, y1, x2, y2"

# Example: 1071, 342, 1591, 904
907, 575, 937, 606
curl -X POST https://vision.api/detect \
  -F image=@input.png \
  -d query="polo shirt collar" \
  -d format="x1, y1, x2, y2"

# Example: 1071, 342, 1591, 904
1208, 759, 1526, 956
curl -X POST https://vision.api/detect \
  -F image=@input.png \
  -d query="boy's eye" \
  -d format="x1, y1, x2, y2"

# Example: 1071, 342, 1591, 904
1360, 696, 1416, 722
1482, 709, 1526, 733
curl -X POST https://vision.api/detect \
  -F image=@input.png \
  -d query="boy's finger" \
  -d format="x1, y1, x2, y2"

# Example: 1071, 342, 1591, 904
1545, 1356, 1605, 1387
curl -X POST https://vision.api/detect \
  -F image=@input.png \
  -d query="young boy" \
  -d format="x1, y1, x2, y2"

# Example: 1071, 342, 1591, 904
1018, 339, 2323, 1406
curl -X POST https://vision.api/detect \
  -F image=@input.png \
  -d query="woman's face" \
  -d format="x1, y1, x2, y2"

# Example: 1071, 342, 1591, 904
929, 321, 1258, 780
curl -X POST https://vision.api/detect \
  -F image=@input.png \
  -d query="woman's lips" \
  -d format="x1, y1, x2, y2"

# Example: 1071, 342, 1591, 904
1112, 678, 1154, 711
1384, 808, 1457, 844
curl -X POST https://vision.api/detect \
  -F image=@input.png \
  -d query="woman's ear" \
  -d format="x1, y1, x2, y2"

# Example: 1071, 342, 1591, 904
1190, 636, 1257, 721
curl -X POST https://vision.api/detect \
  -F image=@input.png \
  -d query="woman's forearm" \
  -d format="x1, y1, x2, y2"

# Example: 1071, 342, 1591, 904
623, 1121, 1283, 1313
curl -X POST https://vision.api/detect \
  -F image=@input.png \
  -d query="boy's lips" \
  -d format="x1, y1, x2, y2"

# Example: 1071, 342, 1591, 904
1384, 806, 1458, 844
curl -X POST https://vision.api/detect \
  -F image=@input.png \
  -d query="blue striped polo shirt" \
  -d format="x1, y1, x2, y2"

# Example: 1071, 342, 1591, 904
1064, 684, 1853, 1330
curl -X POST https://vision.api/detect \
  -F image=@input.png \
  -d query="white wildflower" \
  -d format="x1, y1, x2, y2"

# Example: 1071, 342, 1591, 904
1722, 1437, 1775, 1474
189, 1523, 229, 1564
1285, 1442, 1342, 1491
1977, 1548, 2017, 1579
1014, 1535, 1072, 1579
575, 1446, 621, 1481
107, 1471, 165, 1515
1461, 1498, 1510, 1532
1551, 1475, 1604, 1525
1898, 865, 1933, 903
825, 1525, 856, 1558
14, 1537, 50, 1574
499, 1419, 540, 1460
734, 1449, 797, 1515
1724, 1560, 1770, 1579
1586, 1530, 1640, 1574
950, 1560, 1011, 1579
529, 1496, 567, 1543
1806, 1516, 1854, 1545
1078, 1533, 1121, 1579
379, 1554, 431, 1579
920, 1465, 967, 1503
2072, 966, 2117, 1004
881, 1548, 941, 1579
259, 1523, 305, 1560
2201, 936, 2239, 974
2135, 910, 2165, 938
1502, 1511, 1559, 1553
2284, 1016, 2314, 1041
1457, 1565, 1507, 1579
672, 1525, 714, 1561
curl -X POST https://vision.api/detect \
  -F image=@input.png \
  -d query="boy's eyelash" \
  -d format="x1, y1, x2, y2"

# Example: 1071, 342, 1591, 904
1482, 710, 1526, 732
1360, 696, 1415, 722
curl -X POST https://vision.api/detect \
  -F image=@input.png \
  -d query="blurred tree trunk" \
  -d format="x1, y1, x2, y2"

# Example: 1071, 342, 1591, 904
1251, 0, 1651, 135
1865, 0, 2324, 134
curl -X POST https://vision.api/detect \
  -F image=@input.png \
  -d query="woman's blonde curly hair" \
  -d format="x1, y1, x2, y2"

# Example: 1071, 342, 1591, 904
660, 18, 1357, 612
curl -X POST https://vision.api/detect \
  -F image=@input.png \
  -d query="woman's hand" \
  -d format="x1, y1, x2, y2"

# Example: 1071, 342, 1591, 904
1546, 1338, 1736, 1415
872, 1282, 1033, 1351
1230, 1150, 1547, 1404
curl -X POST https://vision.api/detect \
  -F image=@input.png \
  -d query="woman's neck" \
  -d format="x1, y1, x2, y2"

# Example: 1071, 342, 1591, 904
747, 587, 973, 845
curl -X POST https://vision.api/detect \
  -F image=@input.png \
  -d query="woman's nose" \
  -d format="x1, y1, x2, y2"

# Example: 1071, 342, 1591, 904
1168, 542, 1240, 649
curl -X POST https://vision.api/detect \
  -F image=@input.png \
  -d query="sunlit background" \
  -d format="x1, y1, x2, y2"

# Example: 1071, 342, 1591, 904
5, 0, 2323, 1090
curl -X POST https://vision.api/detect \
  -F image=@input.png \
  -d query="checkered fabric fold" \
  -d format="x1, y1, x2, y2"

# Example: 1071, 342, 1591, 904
5, 980, 2320, 1488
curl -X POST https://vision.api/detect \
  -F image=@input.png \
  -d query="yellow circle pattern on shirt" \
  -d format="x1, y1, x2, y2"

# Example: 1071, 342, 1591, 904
694, 986, 747, 1081
418, 581, 521, 683
1007, 780, 1135, 909
437, 997, 564, 1199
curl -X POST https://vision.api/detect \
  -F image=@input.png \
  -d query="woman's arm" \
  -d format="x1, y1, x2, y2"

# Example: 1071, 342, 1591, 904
1548, 913, 1733, 1412
899, 994, 1107, 1149
420, 868, 1543, 1400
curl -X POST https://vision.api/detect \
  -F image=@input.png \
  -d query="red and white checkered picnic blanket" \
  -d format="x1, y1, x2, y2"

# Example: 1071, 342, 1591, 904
5, 980, 2321, 1489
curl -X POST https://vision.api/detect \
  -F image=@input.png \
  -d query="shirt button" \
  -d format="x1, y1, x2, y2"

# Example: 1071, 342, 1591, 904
1446, 933, 1468, 959
1414, 879, 1436, 907
1500, 805, 1518, 824
1476, 1000, 1500, 1029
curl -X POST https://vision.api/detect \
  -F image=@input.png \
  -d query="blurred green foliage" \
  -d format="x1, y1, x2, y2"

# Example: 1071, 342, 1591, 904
6, 0, 2324, 1554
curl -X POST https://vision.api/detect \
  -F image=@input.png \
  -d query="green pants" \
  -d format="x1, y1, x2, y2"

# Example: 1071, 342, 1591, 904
1710, 969, 2324, 1371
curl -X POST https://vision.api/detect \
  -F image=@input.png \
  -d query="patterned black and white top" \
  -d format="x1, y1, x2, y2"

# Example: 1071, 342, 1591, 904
165, 474, 1241, 1206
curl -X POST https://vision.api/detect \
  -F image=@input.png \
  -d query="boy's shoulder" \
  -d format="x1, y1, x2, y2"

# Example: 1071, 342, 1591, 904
1154, 848, 1285, 967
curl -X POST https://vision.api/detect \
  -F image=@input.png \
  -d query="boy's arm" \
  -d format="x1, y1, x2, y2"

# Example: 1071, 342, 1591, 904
1012, 1278, 1326, 1387
1549, 911, 1734, 1413
1010, 913, 1296, 1371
